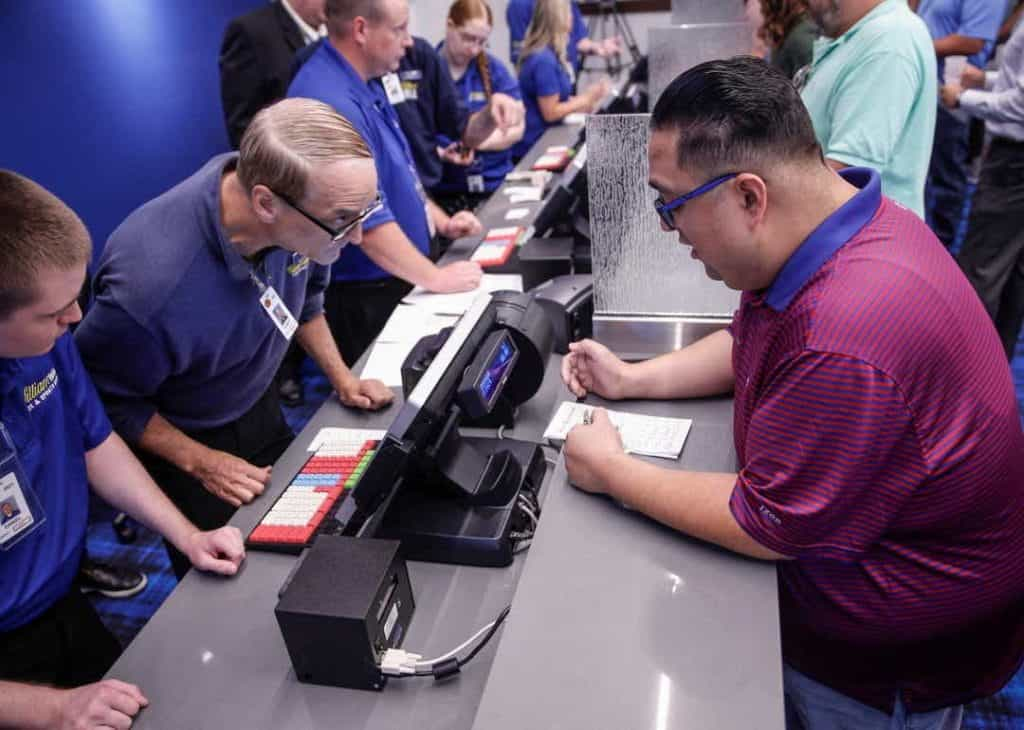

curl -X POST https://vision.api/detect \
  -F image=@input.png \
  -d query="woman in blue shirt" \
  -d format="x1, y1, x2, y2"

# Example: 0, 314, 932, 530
513, 0, 609, 161
436, 0, 525, 212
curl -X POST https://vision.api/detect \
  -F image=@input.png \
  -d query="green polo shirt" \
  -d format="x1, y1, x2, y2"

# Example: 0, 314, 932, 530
800, 0, 936, 218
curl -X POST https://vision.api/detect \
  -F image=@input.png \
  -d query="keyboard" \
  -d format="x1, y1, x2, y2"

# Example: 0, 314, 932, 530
246, 429, 385, 553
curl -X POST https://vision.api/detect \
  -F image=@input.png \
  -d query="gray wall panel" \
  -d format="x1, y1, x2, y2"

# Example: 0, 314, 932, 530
671, 0, 747, 24
649, 23, 754, 102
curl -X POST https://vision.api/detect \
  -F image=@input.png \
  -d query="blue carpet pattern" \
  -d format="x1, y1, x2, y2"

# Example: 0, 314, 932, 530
85, 189, 1024, 725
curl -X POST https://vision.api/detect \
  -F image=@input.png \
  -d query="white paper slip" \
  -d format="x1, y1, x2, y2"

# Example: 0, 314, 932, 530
402, 274, 523, 314
502, 185, 543, 201
360, 341, 412, 387
563, 112, 587, 126
543, 401, 692, 459
505, 207, 530, 221
376, 305, 457, 344
508, 189, 543, 204
307, 427, 387, 452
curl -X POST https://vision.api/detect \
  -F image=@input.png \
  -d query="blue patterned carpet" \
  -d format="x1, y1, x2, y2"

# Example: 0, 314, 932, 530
85, 198, 1024, 725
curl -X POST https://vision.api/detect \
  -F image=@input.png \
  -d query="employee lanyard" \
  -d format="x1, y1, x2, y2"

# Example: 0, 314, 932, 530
247, 255, 299, 341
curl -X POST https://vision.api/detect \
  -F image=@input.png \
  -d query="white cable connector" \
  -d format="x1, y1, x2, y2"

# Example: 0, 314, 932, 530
380, 648, 423, 676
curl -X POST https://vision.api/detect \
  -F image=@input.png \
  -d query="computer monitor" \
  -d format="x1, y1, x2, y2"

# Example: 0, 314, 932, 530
334, 294, 551, 566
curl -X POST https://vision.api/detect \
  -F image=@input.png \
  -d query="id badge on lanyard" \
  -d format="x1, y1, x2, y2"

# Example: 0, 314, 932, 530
250, 270, 299, 341
0, 422, 46, 551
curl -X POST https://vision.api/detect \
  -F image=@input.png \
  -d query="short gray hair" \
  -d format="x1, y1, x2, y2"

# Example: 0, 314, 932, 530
326, 0, 386, 31
236, 97, 372, 202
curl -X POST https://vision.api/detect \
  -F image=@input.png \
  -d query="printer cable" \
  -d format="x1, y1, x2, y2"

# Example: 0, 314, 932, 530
380, 605, 512, 681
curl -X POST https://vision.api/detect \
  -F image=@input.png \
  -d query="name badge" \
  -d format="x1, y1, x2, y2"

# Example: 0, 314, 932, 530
468, 174, 485, 194
0, 423, 45, 551
259, 286, 299, 341
381, 73, 406, 105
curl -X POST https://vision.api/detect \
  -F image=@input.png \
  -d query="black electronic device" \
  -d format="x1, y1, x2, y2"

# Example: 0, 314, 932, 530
530, 274, 594, 353
457, 330, 520, 420
275, 536, 414, 691
333, 294, 553, 566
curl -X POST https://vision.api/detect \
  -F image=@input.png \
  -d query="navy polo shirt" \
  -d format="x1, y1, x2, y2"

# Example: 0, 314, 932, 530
393, 36, 469, 190
75, 154, 329, 442
514, 47, 573, 160
507, 0, 589, 68
437, 47, 522, 193
0, 334, 112, 631
289, 41, 432, 282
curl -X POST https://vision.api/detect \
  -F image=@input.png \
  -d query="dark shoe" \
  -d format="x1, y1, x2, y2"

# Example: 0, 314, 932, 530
79, 558, 148, 599
112, 512, 137, 544
279, 376, 304, 407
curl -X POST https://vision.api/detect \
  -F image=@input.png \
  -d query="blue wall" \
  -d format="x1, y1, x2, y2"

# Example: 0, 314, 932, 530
0, 1, 261, 262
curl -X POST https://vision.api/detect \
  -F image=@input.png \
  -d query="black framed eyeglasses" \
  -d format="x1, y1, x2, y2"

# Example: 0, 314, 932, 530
274, 191, 383, 243
654, 173, 738, 229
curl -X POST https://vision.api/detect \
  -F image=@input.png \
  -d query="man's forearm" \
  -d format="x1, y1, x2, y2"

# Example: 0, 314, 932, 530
86, 432, 198, 554
0, 682, 63, 730
934, 34, 985, 58
296, 313, 360, 391
360, 222, 440, 289
598, 455, 784, 560
136, 411, 210, 477
626, 328, 735, 400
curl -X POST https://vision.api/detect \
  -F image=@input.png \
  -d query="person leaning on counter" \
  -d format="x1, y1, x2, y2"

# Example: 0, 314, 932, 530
74, 98, 393, 580
561, 57, 1024, 730
0, 171, 245, 730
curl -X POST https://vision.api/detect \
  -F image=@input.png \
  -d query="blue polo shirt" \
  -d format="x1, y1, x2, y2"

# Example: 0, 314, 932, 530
393, 37, 470, 190
437, 47, 522, 193
0, 334, 112, 631
75, 154, 329, 442
507, 0, 589, 69
917, 0, 1004, 79
514, 47, 573, 160
289, 42, 431, 282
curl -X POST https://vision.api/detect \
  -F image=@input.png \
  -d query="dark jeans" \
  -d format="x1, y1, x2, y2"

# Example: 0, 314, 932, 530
137, 386, 294, 579
956, 138, 1024, 360
0, 585, 122, 686
925, 106, 970, 248
323, 277, 411, 367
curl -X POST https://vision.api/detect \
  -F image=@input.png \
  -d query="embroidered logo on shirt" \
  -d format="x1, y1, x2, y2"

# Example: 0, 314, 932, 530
287, 255, 310, 276
23, 368, 58, 412
758, 504, 782, 526
469, 91, 487, 103
400, 81, 419, 100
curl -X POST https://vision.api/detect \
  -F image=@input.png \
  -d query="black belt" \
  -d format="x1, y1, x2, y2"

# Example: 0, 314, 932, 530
991, 135, 1024, 149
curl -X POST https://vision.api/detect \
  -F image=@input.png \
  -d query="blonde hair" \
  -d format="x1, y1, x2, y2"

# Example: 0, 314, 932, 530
447, 0, 495, 96
237, 98, 372, 202
517, 0, 571, 72
0, 171, 91, 318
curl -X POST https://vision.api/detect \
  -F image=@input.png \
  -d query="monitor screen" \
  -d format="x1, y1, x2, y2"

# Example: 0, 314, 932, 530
479, 336, 516, 404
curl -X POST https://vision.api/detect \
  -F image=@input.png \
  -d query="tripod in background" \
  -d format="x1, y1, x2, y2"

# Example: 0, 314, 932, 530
578, 0, 642, 79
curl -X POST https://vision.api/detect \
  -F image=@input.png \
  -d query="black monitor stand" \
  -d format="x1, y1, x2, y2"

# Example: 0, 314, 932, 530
377, 435, 547, 568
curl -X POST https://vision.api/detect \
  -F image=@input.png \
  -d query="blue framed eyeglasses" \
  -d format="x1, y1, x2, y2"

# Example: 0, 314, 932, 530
654, 173, 738, 229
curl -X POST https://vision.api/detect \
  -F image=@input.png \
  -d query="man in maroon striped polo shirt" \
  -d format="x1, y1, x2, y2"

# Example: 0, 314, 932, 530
561, 56, 1024, 729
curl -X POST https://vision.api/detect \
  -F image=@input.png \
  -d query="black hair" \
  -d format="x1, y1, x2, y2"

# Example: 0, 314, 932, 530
650, 56, 822, 175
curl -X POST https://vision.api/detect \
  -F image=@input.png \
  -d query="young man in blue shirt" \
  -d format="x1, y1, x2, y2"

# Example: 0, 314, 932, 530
289, 0, 520, 365
0, 171, 245, 730
916, 0, 1004, 248
75, 98, 393, 578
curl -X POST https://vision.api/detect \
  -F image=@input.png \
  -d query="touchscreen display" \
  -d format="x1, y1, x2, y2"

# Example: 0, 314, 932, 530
478, 337, 516, 404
